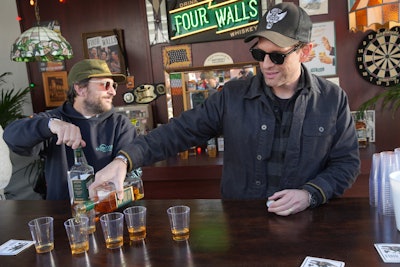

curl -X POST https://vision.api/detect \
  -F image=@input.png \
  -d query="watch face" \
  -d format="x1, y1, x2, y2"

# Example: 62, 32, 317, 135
355, 27, 400, 87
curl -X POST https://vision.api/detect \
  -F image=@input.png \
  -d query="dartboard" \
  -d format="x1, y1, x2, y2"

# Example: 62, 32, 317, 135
355, 27, 400, 87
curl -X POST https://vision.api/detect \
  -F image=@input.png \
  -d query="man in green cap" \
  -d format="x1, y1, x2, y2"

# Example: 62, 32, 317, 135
4, 59, 137, 200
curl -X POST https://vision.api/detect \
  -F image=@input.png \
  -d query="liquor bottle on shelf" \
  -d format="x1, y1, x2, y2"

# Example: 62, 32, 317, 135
217, 135, 224, 152
206, 138, 217, 158
355, 119, 368, 148
353, 111, 368, 148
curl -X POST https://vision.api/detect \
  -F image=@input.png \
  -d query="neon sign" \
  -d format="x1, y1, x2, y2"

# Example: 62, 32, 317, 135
167, 0, 261, 44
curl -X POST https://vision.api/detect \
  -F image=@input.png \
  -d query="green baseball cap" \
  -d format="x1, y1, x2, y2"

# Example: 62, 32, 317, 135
67, 59, 126, 86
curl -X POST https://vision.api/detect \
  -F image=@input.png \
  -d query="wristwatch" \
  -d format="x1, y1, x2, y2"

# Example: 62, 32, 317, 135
48, 118, 60, 129
115, 155, 128, 165
308, 191, 318, 208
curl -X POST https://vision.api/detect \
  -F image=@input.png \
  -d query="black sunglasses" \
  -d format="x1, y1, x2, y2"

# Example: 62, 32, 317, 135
249, 43, 303, 65
89, 80, 118, 91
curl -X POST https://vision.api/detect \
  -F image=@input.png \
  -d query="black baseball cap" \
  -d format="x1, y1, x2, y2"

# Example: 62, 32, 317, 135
244, 3, 312, 47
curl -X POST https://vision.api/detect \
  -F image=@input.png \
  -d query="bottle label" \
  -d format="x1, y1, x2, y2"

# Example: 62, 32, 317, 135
115, 186, 135, 208
71, 174, 94, 201
124, 178, 144, 200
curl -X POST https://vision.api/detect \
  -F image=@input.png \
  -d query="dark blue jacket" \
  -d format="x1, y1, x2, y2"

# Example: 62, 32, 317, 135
4, 102, 137, 200
123, 66, 360, 204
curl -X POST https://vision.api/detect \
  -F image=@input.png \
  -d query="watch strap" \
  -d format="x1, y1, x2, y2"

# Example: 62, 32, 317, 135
115, 151, 133, 172
301, 186, 321, 209
115, 155, 128, 165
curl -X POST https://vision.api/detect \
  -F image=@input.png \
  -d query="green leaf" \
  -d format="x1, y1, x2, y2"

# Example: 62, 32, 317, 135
358, 85, 400, 118
0, 72, 32, 128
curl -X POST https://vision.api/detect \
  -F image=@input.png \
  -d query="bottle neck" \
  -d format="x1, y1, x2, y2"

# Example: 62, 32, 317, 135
73, 147, 88, 165
75, 199, 98, 214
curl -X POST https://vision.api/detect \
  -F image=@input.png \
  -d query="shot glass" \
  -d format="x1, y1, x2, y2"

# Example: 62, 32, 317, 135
84, 209, 96, 234
123, 206, 147, 241
64, 217, 89, 255
100, 212, 124, 249
28, 216, 54, 253
167, 205, 190, 241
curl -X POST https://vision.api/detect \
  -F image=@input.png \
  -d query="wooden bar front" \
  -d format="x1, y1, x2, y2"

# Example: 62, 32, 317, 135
142, 144, 380, 199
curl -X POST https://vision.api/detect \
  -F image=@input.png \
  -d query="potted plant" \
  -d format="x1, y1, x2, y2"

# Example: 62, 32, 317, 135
0, 72, 32, 128
358, 85, 400, 117
0, 72, 45, 199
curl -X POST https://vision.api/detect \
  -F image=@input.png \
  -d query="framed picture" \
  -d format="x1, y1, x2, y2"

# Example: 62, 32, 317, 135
38, 61, 66, 72
42, 71, 68, 107
82, 29, 126, 75
303, 21, 337, 77
162, 44, 192, 70
300, 0, 328, 16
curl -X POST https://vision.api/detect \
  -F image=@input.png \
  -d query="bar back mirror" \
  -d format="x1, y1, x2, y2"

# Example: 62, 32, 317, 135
165, 64, 257, 119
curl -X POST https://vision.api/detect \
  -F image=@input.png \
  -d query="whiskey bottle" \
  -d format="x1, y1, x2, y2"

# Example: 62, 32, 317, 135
125, 168, 144, 200
68, 147, 97, 233
356, 120, 368, 148
67, 147, 94, 204
355, 114, 368, 148
73, 183, 135, 215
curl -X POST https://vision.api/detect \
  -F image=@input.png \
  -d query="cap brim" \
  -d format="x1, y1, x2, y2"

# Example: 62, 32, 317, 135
244, 31, 299, 48
89, 73, 126, 83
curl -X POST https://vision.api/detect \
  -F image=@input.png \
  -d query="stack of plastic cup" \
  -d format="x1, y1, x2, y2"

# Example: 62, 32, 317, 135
369, 153, 380, 207
378, 151, 400, 216
395, 148, 400, 166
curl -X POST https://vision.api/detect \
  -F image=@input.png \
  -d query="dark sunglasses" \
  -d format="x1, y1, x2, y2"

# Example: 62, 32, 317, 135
249, 43, 303, 65
89, 80, 118, 91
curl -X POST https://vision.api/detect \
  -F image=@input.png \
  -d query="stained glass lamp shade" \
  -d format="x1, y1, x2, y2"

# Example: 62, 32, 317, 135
349, 0, 400, 32
10, 0, 73, 62
11, 26, 73, 62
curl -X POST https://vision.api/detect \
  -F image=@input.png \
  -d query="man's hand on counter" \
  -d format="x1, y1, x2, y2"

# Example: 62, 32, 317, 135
267, 189, 310, 216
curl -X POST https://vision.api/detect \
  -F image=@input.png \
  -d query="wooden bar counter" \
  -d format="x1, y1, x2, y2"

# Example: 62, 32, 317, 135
1, 198, 400, 266
142, 143, 382, 199
142, 151, 224, 199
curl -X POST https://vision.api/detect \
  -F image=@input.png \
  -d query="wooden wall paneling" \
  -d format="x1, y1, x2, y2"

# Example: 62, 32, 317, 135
16, 0, 154, 112
14, 0, 400, 148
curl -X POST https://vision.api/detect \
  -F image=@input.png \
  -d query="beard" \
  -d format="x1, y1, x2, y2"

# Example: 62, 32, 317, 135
83, 95, 113, 115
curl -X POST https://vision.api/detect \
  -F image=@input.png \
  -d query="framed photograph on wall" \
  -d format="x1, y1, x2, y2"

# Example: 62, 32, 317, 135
162, 44, 192, 71
42, 71, 68, 107
303, 21, 337, 77
82, 29, 126, 75
300, 0, 328, 16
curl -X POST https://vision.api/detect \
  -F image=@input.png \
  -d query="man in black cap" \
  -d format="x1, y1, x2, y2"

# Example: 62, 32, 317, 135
92, 3, 360, 216
4, 59, 137, 200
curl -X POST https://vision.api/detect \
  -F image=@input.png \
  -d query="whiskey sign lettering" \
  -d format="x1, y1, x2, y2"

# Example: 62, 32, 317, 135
167, 0, 261, 44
